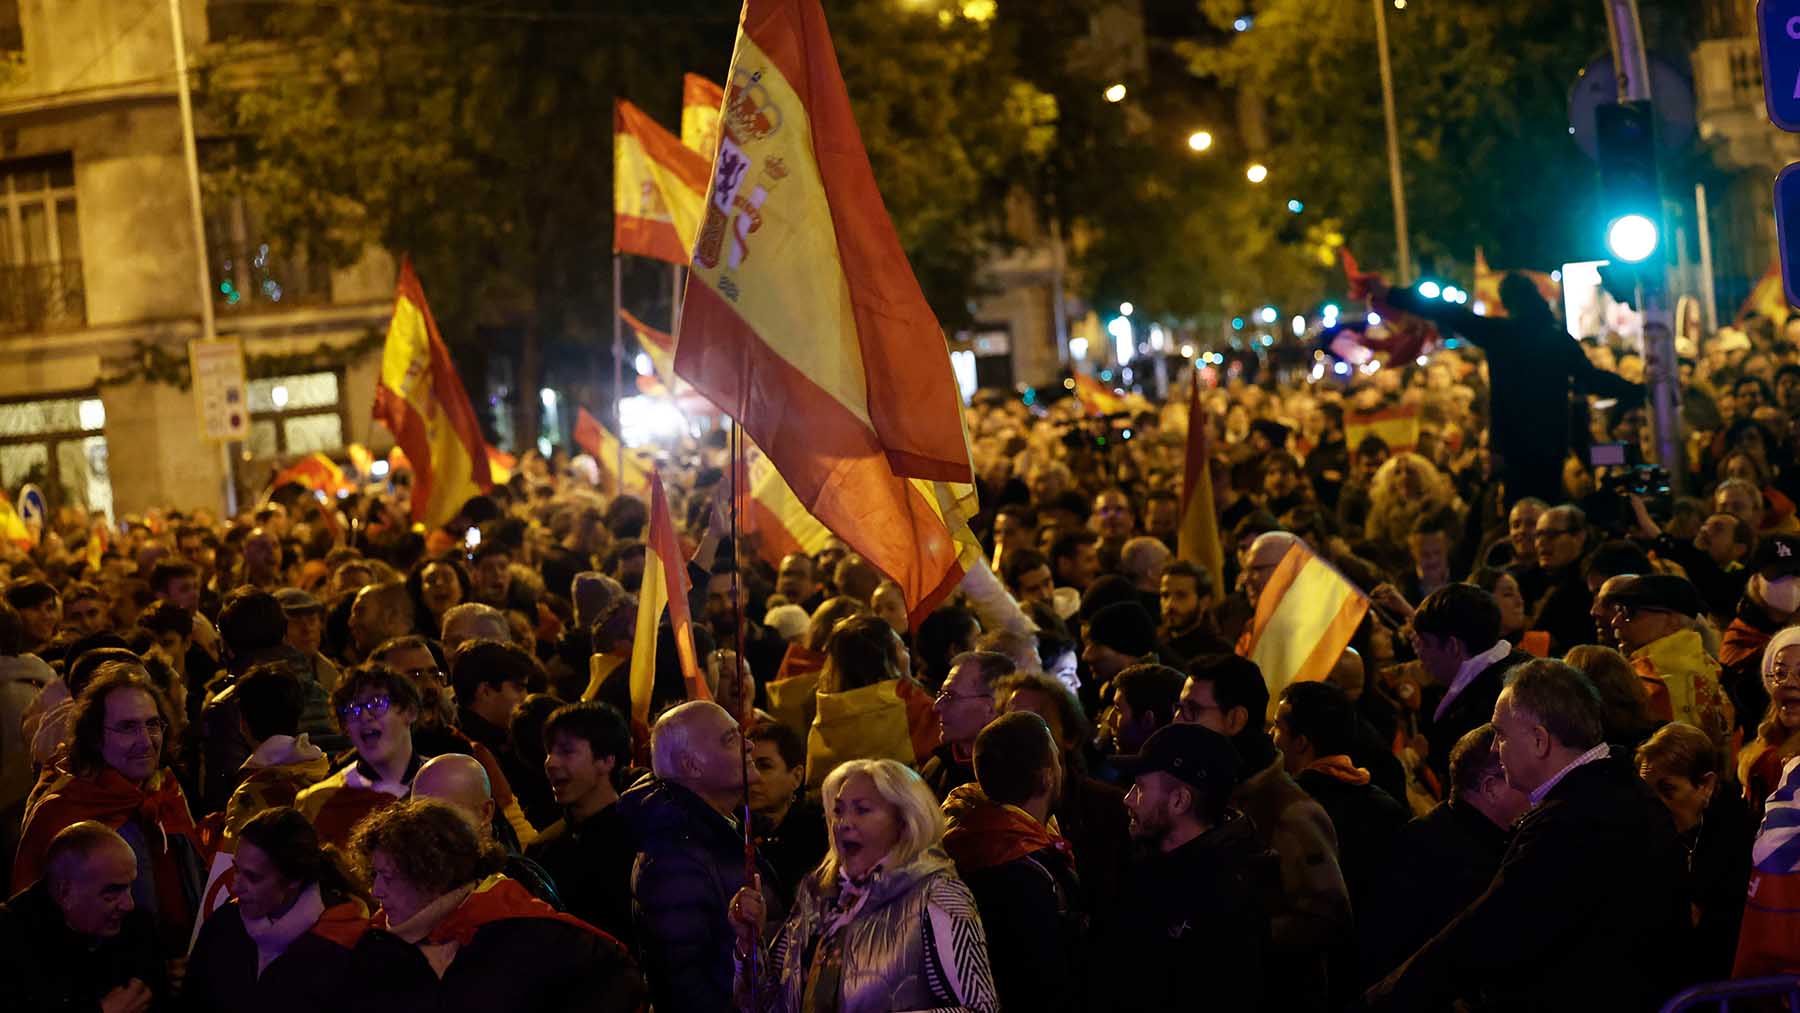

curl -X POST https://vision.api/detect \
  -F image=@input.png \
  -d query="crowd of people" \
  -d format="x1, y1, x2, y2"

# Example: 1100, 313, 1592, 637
3, 274, 1800, 1011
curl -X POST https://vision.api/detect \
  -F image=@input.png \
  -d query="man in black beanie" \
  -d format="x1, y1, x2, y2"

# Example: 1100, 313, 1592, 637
1082, 601, 1159, 693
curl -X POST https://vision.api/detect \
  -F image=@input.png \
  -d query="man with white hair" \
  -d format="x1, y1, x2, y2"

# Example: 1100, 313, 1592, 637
440, 601, 512, 653
1242, 531, 1300, 609
617, 701, 776, 1013
1119, 535, 1172, 596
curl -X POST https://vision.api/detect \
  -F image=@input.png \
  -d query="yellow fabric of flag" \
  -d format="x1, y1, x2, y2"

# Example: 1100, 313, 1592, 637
1177, 375, 1224, 584
682, 73, 725, 158
1345, 405, 1421, 454
627, 470, 708, 726
373, 258, 493, 529
1243, 543, 1370, 717
1738, 261, 1792, 329
674, 0, 980, 625
614, 99, 711, 266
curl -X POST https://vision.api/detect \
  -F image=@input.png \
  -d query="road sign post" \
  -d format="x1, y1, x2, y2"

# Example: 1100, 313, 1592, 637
188, 338, 248, 516
1762, 3, 1800, 307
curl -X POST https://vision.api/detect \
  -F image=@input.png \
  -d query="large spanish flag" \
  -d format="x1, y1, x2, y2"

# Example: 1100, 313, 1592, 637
682, 73, 725, 158
373, 259, 493, 528
1242, 541, 1370, 716
573, 406, 650, 496
674, 0, 980, 625
1345, 404, 1420, 453
1177, 374, 1224, 585
1073, 372, 1127, 416
627, 469, 708, 726
1473, 247, 1560, 319
614, 99, 711, 266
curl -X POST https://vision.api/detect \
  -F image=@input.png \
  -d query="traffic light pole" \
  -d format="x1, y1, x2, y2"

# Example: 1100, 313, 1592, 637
1604, 0, 1684, 494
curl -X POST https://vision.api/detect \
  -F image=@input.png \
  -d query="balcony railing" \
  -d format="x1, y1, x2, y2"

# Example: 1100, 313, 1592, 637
0, 259, 85, 334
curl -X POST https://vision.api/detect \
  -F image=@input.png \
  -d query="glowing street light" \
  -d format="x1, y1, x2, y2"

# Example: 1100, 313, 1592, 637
1605, 214, 1659, 263
1104, 83, 1127, 103
1246, 163, 1268, 184
1258, 305, 1278, 324
1119, 301, 1134, 317
1187, 130, 1213, 152
1417, 280, 1441, 299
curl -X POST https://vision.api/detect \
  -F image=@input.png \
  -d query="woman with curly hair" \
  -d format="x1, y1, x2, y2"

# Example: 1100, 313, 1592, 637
1364, 452, 1462, 552
344, 797, 642, 1012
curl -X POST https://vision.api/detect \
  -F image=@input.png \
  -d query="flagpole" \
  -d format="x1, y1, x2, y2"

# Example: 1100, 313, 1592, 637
671, 263, 685, 337
612, 255, 626, 491
729, 410, 759, 1004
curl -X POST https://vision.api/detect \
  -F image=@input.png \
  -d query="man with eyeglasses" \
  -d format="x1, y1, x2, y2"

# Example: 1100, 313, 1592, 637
920, 651, 1015, 801
1528, 505, 1596, 654
295, 663, 426, 846
13, 667, 202, 952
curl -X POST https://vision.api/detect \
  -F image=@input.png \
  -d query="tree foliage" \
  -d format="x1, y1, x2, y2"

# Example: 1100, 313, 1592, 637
1181, 0, 1700, 280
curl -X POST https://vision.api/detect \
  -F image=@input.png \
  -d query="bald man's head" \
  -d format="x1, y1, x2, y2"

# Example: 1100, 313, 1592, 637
412, 753, 496, 836
45, 822, 137, 938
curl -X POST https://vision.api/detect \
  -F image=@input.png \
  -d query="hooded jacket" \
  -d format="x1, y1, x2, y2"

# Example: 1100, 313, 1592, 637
942, 785, 1083, 1012
754, 845, 998, 1013
617, 774, 775, 1013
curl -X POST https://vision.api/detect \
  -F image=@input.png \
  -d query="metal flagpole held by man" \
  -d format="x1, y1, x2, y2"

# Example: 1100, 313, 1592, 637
612, 255, 626, 490
1372, 0, 1411, 284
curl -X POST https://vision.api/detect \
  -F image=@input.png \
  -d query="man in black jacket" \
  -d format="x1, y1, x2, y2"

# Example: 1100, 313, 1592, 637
1107, 722, 1272, 1012
528, 701, 639, 944
1366, 660, 1690, 1011
1376, 272, 1643, 506
1530, 504, 1601, 654
1361, 724, 1530, 984
941, 712, 1083, 1013
1411, 584, 1534, 786
1, 821, 165, 1013
618, 700, 776, 1013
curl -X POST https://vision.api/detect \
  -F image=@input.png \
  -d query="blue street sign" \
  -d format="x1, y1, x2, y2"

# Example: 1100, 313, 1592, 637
1776, 163, 1800, 306
1760, 1, 1800, 131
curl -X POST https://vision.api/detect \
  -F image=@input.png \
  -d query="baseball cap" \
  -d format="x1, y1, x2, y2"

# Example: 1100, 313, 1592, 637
273, 587, 324, 616
1754, 535, 1800, 579
1113, 722, 1238, 792
1603, 574, 1704, 618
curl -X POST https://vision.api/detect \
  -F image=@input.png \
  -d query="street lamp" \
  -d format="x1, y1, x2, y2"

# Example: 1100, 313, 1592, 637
1246, 163, 1268, 184
1605, 214, 1659, 263
1187, 130, 1213, 152
1104, 83, 1127, 103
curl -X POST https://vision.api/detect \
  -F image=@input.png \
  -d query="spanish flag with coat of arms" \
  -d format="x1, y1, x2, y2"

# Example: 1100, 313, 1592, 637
373, 259, 493, 529
674, 0, 981, 626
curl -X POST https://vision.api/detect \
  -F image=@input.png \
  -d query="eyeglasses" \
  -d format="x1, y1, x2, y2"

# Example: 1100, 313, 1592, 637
338, 695, 393, 721
105, 718, 167, 737
397, 666, 447, 686
935, 689, 989, 705
1767, 664, 1800, 687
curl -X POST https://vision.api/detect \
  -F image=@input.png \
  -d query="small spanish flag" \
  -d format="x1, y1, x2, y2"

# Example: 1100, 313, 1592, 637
1345, 404, 1421, 453
270, 452, 349, 496
0, 491, 29, 549
572, 406, 650, 496
1738, 261, 1792, 329
1177, 374, 1224, 585
1242, 541, 1370, 717
614, 99, 710, 266
1072, 371, 1128, 416
620, 307, 679, 392
627, 469, 709, 725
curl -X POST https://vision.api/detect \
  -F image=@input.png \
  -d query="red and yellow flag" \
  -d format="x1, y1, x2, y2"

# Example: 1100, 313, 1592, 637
573, 406, 650, 496
620, 307, 680, 391
269, 453, 351, 497
1177, 375, 1223, 585
674, 0, 979, 625
628, 469, 709, 725
1473, 247, 1560, 318
739, 439, 835, 568
1242, 541, 1370, 716
1345, 404, 1421, 453
1073, 371, 1127, 416
614, 99, 711, 266
373, 259, 493, 528
0, 491, 29, 549
1738, 261, 1792, 329
682, 73, 726, 158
